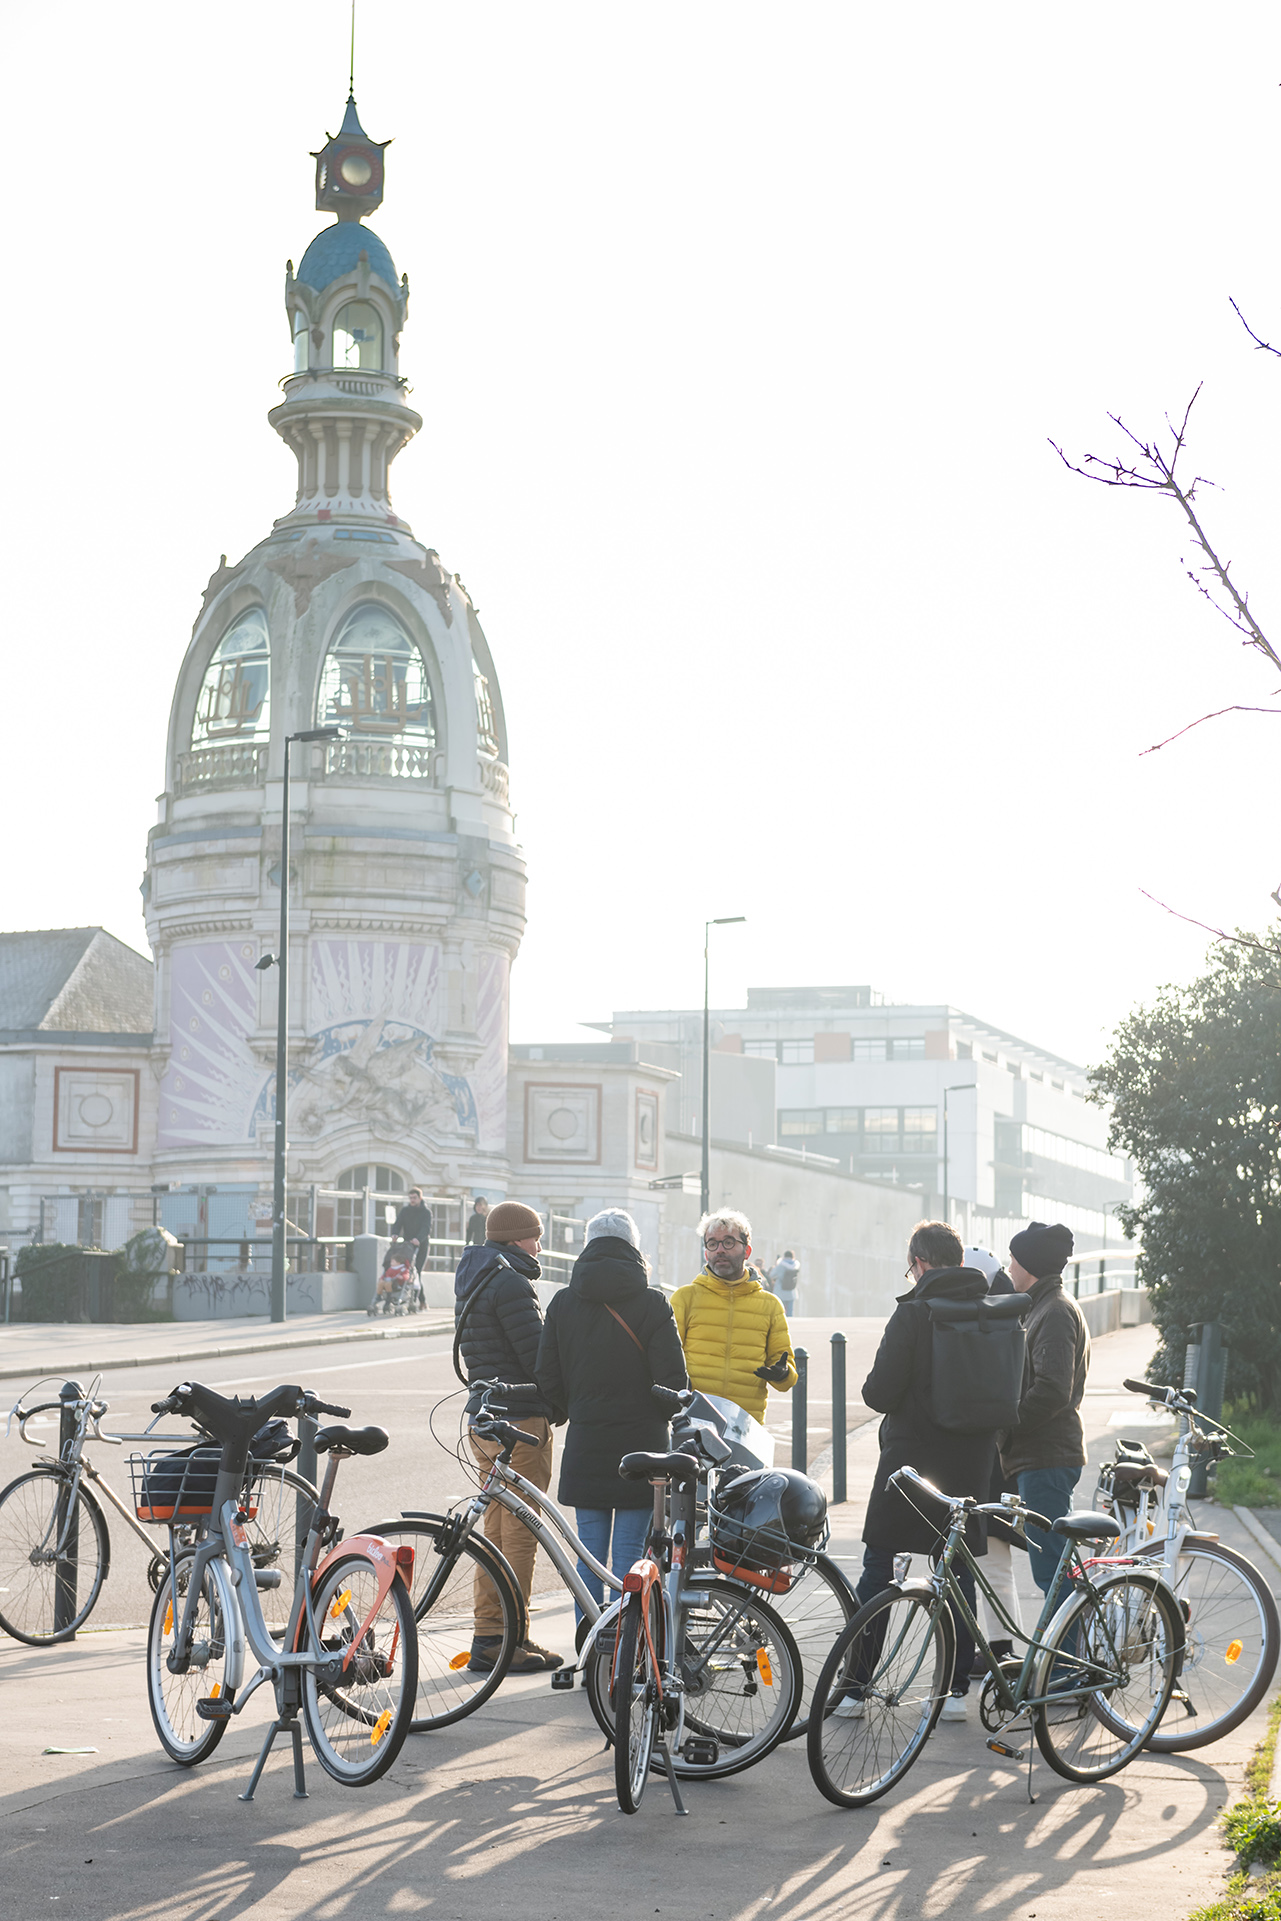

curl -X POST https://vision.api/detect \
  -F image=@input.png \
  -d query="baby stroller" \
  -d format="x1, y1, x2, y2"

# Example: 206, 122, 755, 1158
367, 1238, 426, 1317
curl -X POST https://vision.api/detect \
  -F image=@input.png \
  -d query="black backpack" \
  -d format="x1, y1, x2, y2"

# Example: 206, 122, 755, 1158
924, 1293, 1032, 1433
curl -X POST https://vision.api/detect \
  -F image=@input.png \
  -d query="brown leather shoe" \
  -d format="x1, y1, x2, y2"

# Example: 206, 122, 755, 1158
509, 1641, 564, 1672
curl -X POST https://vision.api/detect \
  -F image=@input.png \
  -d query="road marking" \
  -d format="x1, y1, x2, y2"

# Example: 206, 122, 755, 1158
213, 1344, 452, 1388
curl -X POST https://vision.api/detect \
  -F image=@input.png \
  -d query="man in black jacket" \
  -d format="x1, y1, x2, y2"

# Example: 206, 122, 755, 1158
390, 1188, 433, 1274
850, 1220, 1000, 1724
454, 1200, 563, 1673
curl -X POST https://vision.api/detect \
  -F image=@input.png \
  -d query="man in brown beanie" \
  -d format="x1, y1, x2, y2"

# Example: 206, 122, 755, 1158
455, 1200, 563, 1672
1000, 1220, 1090, 1593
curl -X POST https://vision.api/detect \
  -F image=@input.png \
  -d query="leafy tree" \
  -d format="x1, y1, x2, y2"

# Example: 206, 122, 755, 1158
1091, 938, 1281, 1412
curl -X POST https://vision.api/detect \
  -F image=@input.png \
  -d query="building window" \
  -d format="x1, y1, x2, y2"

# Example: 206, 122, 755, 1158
851, 1040, 887, 1061
333, 1164, 405, 1239
888, 1037, 925, 1061
192, 608, 271, 745
779, 1109, 824, 1136
956, 1041, 973, 1060
318, 605, 435, 739
826, 1108, 862, 1133
332, 300, 384, 370
780, 1040, 814, 1064
744, 1040, 778, 1059
902, 1108, 938, 1153
863, 1107, 901, 1154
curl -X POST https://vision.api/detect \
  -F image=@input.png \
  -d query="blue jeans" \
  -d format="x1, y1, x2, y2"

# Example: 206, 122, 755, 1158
856, 1543, 977, 1695
574, 1508, 650, 1617
1017, 1467, 1081, 1594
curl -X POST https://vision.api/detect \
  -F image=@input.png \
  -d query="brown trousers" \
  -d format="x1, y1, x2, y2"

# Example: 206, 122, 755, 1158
468, 1418, 553, 1638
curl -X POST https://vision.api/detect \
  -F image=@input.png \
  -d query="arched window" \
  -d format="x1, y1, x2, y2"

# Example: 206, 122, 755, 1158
333, 300, 384, 371
334, 1164, 405, 1239
318, 604, 435, 739
192, 608, 271, 745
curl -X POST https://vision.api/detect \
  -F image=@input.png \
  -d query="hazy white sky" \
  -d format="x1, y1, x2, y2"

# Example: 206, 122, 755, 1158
7, 3, 1281, 1071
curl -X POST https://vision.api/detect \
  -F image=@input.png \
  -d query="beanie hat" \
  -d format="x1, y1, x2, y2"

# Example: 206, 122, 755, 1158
1009, 1221, 1074, 1279
485, 1200, 543, 1244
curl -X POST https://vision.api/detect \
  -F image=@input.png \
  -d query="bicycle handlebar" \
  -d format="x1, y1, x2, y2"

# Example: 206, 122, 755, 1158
150, 1385, 352, 1421
306, 1396, 352, 1419
1123, 1377, 1195, 1404
651, 1384, 693, 1412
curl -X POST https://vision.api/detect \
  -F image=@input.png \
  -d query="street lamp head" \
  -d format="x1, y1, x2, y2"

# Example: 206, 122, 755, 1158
712, 916, 746, 925
290, 726, 344, 743
254, 953, 277, 971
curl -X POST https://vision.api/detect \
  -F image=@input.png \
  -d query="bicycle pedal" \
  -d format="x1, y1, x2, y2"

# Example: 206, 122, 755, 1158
682, 1735, 719, 1766
550, 1667, 577, 1691
196, 1696, 234, 1722
986, 1738, 1024, 1760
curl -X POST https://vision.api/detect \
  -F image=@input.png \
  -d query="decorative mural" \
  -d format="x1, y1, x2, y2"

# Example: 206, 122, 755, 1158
473, 950, 509, 1153
156, 942, 263, 1149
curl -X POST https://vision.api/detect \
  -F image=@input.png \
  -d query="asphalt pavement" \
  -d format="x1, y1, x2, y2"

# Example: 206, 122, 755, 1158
0, 1317, 1272, 1920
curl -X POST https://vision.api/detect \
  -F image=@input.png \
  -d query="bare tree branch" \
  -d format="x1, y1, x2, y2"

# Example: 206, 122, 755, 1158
1141, 701, 1281, 756
1230, 297, 1281, 359
1140, 890, 1281, 985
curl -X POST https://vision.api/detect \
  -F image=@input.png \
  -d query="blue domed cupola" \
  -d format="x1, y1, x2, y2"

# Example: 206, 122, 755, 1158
273, 94, 419, 529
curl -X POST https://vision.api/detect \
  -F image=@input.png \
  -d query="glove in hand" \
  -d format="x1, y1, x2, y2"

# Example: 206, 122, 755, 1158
754, 1355, 792, 1383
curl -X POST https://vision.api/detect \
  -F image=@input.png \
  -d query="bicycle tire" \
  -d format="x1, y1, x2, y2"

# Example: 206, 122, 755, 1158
0, 1468, 109, 1645
1137, 1541, 1280, 1750
302, 1550, 419, 1785
806, 1585, 954, 1809
362, 1515, 524, 1730
665, 1578, 803, 1779
1033, 1566, 1181, 1783
146, 1554, 235, 1766
242, 1465, 318, 1642
773, 1552, 857, 1740
614, 1588, 662, 1813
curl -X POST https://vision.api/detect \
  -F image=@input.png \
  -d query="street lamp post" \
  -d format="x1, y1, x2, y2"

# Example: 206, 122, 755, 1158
256, 727, 342, 1324
941, 1081, 976, 1228
701, 917, 746, 1218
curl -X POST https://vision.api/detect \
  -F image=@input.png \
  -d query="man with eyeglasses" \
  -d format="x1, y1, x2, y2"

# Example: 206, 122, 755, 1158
671, 1210, 797, 1423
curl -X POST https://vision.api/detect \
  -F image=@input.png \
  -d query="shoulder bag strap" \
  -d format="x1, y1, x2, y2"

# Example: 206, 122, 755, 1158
602, 1301, 650, 1374
452, 1254, 512, 1386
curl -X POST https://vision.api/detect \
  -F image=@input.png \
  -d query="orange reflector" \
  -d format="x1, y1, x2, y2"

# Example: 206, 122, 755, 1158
371, 1709, 393, 1746
163, 1601, 174, 1636
756, 1648, 773, 1688
448, 1651, 471, 1671
210, 1682, 220, 1699
329, 1588, 352, 1621
1226, 1639, 1244, 1665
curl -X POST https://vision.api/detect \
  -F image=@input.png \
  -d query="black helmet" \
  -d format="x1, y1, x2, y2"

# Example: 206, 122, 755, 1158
708, 1467, 828, 1579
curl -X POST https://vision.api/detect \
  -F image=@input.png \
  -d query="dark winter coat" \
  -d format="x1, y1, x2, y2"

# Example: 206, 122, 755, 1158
998, 1276, 1090, 1477
454, 1242, 550, 1418
860, 1265, 997, 1555
391, 1201, 433, 1269
535, 1238, 688, 1511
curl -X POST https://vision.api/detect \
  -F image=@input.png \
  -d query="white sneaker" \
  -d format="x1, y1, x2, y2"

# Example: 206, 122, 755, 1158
939, 1693, 968, 1723
830, 1693, 866, 1719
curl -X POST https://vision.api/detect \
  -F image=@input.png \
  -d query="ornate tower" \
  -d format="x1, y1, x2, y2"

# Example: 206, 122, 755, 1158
143, 96, 525, 1212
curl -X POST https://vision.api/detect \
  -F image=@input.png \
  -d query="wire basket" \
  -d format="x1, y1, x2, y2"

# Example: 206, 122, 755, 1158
129, 1446, 259, 1526
706, 1481, 828, 1593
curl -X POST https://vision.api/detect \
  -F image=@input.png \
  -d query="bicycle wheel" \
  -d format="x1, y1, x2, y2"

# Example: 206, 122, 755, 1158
771, 1553, 857, 1739
1033, 1566, 1181, 1783
668, 1578, 802, 1779
0, 1469, 109, 1645
147, 1554, 234, 1765
1139, 1542, 1280, 1751
363, 1515, 523, 1730
301, 1551, 419, 1785
614, 1588, 662, 1813
242, 1465, 318, 1641
807, 1586, 954, 1809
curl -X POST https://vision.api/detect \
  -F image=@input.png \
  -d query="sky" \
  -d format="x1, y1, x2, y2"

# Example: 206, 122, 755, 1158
7, 3, 1281, 1073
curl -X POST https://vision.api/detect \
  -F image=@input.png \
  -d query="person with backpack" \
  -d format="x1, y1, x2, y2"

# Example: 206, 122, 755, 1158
850, 1220, 1022, 1724
767, 1249, 800, 1316
999, 1221, 1090, 1594
454, 1200, 564, 1674
535, 1209, 687, 1616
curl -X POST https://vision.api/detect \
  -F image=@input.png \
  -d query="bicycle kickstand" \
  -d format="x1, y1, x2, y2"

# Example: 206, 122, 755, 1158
654, 1737, 689, 1816
239, 1708, 309, 1802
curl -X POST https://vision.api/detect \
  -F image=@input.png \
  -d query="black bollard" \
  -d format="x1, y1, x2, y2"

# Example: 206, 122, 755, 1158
831, 1332, 847, 1504
792, 1347, 808, 1472
52, 1381, 83, 1640
1188, 1321, 1229, 1500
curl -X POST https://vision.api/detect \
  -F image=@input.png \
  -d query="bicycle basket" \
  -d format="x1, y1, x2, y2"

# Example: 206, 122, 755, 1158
708, 1467, 828, 1589
129, 1447, 260, 1525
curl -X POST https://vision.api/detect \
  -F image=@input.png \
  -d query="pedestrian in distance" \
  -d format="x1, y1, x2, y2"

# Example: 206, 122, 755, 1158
390, 1186, 433, 1273
464, 1196, 490, 1247
999, 1221, 1090, 1594
535, 1209, 688, 1615
671, 1210, 797, 1424
850, 1220, 1004, 1724
768, 1249, 801, 1317
454, 1199, 564, 1674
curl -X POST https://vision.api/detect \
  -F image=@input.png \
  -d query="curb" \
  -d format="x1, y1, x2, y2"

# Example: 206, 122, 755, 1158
1233, 1505, 1281, 1575
0, 1316, 455, 1384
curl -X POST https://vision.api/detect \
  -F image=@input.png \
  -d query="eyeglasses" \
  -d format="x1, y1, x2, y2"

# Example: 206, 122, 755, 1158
705, 1236, 745, 1251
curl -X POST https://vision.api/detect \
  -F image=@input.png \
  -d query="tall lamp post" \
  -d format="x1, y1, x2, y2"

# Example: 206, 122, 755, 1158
701, 916, 746, 1217
941, 1080, 976, 1228
256, 726, 343, 1324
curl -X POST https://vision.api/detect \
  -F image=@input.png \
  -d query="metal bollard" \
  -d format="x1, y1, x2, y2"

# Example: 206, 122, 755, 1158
1187, 1321, 1229, 1500
297, 1413, 319, 1585
792, 1347, 808, 1472
52, 1381, 83, 1640
831, 1332, 847, 1504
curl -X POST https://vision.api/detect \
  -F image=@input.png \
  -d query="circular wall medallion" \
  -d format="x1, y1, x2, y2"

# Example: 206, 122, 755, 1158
546, 1106, 579, 1140
340, 152, 373, 186
77, 1094, 113, 1128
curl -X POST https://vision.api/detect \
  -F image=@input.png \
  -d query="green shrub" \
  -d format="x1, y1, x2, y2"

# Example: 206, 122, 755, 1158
1213, 1414, 1281, 1510
1226, 1801, 1281, 1868
13, 1244, 86, 1321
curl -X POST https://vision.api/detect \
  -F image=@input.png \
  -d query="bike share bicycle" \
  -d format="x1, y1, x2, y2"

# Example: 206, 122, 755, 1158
807, 1463, 1184, 1807
0, 1376, 316, 1645
1091, 1376, 1280, 1749
136, 1380, 417, 1797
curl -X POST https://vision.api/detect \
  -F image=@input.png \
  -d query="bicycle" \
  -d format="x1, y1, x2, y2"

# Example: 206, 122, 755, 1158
1092, 1375, 1280, 1750
807, 1463, 1184, 1807
0, 1376, 317, 1645
137, 1379, 417, 1798
367, 1381, 810, 1784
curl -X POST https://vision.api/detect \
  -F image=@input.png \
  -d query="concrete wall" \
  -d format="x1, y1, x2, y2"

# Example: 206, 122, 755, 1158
172, 1268, 362, 1319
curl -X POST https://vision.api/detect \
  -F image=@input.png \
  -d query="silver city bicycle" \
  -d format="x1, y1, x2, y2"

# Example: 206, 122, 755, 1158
0, 1375, 316, 1645
137, 1379, 417, 1797
1092, 1376, 1280, 1750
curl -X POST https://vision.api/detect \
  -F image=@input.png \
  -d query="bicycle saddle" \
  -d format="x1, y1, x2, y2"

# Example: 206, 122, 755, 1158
619, 1449, 702, 1486
1050, 1510, 1121, 1542
314, 1424, 390, 1457
1109, 1460, 1168, 1492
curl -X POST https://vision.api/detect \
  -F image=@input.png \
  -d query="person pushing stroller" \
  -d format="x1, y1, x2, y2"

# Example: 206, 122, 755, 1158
368, 1237, 424, 1317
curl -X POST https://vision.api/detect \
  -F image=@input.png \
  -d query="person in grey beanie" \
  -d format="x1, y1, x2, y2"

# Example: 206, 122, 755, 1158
999, 1221, 1090, 1593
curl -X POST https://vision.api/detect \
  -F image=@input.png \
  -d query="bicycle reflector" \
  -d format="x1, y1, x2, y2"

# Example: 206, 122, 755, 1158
371, 1710, 392, 1746
448, 1652, 471, 1670
1226, 1640, 1244, 1665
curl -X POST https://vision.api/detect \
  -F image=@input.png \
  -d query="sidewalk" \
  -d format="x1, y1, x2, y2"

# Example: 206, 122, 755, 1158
0, 1309, 454, 1383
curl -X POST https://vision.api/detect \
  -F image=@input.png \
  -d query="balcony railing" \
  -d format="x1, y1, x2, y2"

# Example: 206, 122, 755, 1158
323, 738, 439, 782
177, 742, 269, 791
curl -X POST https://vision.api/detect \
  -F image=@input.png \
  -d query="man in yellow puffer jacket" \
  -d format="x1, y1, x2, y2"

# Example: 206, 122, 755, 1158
672, 1210, 798, 1423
